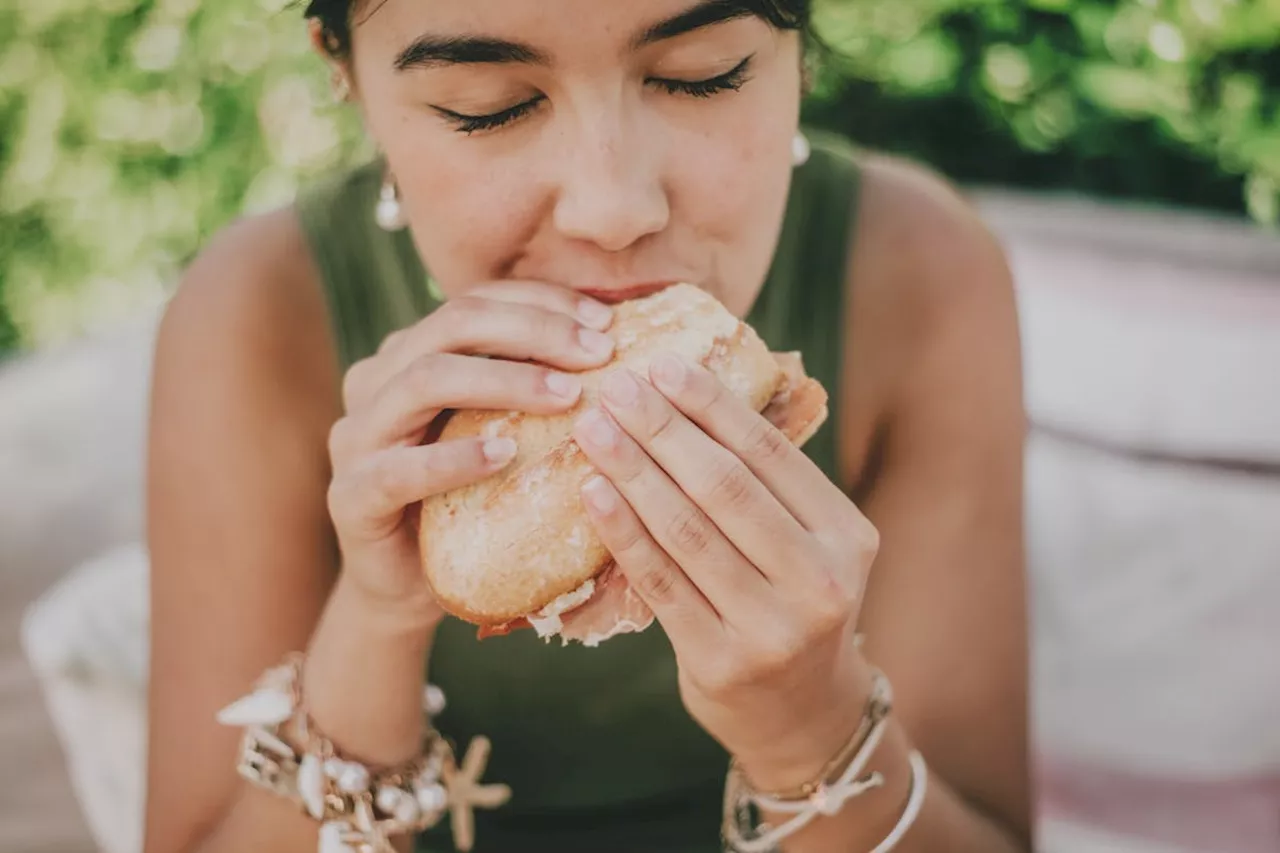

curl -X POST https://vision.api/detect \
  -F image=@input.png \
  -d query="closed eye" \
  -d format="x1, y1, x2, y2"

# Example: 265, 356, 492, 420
648, 54, 754, 98
433, 54, 755, 135
433, 94, 546, 135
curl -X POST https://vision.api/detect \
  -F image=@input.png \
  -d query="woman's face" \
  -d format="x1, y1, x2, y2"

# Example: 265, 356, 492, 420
341, 0, 803, 316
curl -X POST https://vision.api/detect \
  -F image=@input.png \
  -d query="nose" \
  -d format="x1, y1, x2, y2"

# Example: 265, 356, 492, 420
552, 115, 670, 252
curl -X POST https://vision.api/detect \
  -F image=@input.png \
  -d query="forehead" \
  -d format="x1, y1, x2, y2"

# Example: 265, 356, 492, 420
352, 0, 765, 62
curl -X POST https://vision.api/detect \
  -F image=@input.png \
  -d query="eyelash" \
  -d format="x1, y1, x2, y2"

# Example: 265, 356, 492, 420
436, 55, 755, 135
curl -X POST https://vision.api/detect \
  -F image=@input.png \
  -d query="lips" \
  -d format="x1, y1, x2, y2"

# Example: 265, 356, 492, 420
577, 281, 681, 304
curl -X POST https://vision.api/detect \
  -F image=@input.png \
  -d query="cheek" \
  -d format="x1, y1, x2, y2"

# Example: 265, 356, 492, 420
672, 98, 796, 309
380, 129, 542, 286
354, 75, 538, 286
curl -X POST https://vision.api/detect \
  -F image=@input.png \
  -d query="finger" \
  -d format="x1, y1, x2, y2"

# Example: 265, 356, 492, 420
347, 298, 615, 412
650, 355, 855, 530
572, 406, 772, 611
469, 280, 614, 331
579, 475, 719, 650
338, 353, 583, 460
378, 282, 612, 360
328, 437, 517, 543
596, 368, 814, 586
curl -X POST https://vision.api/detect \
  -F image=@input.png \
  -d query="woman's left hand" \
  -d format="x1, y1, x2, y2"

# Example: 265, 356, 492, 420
571, 353, 882, 788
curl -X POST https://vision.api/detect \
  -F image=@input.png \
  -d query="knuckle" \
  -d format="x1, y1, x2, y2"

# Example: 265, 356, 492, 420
647, 404, 679, 444
539, 309, 572, 346
859, 521, 881, 560
705, 460, 754, 510
688, 371, 725, 412
377, 328, 405, 356
327, 416, 355, 463
325, 478, 348, 522
749, 630, 806, 680
809, 576, 854, 633
326, 474, 369, 533
667, 506, 714, 557
634, 563, 680, 604
397, 352, 449, 401
443, 296, 486, 334
362, 459, 401, 506
609, 521, 647, 556
743, 416, 790, 463
341, 360, 372, 411
608, 441, 647, 485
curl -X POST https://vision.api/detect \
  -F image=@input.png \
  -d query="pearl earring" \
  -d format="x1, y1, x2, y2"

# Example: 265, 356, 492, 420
375, 178, 408, 231
330, 69, 351, 103
792, 132, 811, 167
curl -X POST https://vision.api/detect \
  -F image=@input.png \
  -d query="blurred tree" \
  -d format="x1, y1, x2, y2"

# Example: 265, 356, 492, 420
805, 0, 1280, 220
1, 0, 1277, 352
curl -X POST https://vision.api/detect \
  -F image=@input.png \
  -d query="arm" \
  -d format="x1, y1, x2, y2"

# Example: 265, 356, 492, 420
143, 210, 436, 853
143, 210, 617, 853
768, 155, 1032, 851
567, 155, 1031, 853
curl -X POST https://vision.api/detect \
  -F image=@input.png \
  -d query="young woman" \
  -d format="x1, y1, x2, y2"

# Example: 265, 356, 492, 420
143, 1, 1031, 851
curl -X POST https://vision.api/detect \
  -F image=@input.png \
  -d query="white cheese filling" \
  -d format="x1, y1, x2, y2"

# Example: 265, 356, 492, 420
526, 579, 596, 639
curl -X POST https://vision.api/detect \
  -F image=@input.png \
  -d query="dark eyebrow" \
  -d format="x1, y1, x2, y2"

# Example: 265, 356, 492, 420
393, 0, 755, 72
394, 36, 549, 71
633, 0, 757, 49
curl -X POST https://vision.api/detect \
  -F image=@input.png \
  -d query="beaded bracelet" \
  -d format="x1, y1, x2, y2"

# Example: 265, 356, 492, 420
215, 653, 511, 853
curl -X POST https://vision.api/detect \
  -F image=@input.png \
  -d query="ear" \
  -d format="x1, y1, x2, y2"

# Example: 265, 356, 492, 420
308, 18, 356, 103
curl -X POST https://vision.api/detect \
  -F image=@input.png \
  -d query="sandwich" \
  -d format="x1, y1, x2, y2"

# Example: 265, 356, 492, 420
417, 283, 829, 646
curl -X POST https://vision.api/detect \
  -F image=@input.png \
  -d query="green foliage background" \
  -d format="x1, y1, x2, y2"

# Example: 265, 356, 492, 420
2, 0, 1278, 351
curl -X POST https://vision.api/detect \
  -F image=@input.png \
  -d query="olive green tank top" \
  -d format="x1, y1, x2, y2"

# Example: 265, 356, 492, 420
294, 130, 862, 853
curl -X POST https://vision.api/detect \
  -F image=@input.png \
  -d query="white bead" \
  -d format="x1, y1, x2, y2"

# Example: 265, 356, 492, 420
423, 684, 446, 716
395, 797, 422, 824
376, 785, 405, 814
215, 688, 293, 727
336, 762, 371, 794
792, 132, 811, 167
319, 821, 355, 853
375, 182, 407, 231
298, 754, 326, 819
323, 758, 346, 779
377, 786, 422, 824
415, 783, 447, 813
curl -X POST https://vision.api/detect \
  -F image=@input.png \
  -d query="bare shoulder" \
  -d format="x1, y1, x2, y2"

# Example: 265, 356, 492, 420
840, 155, 1031, 843
838, 152, 1022, 485
145, 206, 341, 852
157, 205, 338, 406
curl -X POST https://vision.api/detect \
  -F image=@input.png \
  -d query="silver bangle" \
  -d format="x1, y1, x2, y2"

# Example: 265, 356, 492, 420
868, 750, 928, 853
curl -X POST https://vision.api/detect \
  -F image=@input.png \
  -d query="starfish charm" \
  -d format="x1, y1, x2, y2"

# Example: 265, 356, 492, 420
441, 736, 512, 852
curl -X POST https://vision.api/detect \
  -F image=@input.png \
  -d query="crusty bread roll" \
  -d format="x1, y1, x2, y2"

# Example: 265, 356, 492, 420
417, 283, 828, 643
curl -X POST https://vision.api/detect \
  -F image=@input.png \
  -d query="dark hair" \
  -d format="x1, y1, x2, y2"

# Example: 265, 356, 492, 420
305, 0, 811, 59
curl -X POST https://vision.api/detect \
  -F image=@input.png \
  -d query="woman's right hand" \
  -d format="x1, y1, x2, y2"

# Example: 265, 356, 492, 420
325, 281, 617, 628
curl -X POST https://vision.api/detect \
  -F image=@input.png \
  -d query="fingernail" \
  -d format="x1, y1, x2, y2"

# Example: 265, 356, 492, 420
483, 438, 518, 465
576, 409, 617, 448
651, 354, 686, 392
577, 300, 613, 330
602, 370, 638, 407
582, 476, 618, 513
545, 371, 582, 402
579, 328, 616, 359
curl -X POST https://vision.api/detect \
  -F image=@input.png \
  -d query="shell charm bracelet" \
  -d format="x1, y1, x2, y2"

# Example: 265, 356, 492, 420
215, 653, 511, 853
